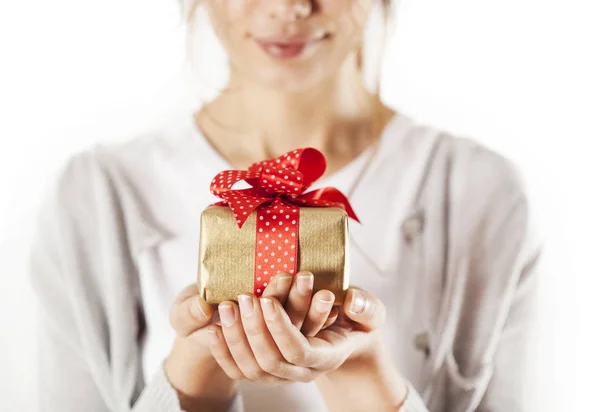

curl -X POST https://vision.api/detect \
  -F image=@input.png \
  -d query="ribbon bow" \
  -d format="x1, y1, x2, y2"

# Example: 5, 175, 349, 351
210, 147, 359, 296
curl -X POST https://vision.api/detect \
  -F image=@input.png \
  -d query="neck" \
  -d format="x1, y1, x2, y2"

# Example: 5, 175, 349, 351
194, 53, 394, 169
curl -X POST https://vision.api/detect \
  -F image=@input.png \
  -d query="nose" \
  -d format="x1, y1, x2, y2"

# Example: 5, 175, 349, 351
266, 0, 312, 21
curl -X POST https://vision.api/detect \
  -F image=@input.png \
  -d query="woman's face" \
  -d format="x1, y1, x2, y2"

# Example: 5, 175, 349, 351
204, 0, 373, 92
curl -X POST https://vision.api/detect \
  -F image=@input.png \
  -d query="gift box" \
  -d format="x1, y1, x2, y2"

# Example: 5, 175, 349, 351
199, 205, 350, 304
197, 148, 359, 305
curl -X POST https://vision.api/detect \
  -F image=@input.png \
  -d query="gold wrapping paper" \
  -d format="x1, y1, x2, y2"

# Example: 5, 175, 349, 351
198, 205, 350, 305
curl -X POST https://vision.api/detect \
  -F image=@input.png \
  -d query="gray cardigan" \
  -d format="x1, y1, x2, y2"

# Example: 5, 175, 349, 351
29, 113, 542, 411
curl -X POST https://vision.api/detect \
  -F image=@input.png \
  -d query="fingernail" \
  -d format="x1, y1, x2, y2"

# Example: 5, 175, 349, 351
277, 274, 293, 293
238, 295, 255, 317
260, 298, 276, 321
191, 298, 208, 320
349, 290, 366, 315
219, 303, 235, 326
208, 329, 219, 345
316, 297, 334, 314
296, 274, 313, 295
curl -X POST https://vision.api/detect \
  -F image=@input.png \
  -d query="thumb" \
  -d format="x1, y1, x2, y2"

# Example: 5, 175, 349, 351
342, 287, 386, 331
169, 284, 215, 337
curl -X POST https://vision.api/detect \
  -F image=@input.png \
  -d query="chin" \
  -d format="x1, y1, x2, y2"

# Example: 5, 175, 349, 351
250, 61, 333, 93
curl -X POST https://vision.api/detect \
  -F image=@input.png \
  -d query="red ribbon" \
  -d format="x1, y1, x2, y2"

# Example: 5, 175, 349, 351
210, 148, 359, 296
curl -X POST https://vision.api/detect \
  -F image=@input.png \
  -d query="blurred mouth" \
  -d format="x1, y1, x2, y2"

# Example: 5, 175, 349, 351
253, 32, 329, 60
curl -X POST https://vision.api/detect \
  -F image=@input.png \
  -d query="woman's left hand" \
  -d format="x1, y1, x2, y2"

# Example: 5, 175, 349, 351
206, 272, 386, 384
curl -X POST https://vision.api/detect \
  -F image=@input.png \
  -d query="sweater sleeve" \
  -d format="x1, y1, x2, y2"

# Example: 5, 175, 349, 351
133, 361, 244, 412
439, 144, 545, 411
474, 198, 543, 411
30, 151, 243, 412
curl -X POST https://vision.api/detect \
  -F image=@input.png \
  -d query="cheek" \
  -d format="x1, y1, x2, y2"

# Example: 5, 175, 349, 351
318, 0, 371, 34
206, 0, 252, 34
317, 0, 372, 14
317, 0, 348, 15
225, 0, 253, 16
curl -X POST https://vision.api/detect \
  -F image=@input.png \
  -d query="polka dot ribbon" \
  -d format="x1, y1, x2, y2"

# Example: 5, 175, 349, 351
210, 148, 360, 296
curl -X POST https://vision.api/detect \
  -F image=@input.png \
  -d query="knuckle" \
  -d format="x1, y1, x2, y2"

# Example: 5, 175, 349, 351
227, 369, 245, 381
269, 321, 288, 335
285, 349, 306, 365
267, 309, 291, 328
244, 324, 263, 338
368, 300, 379, 318
212, 348, 230, 363
245, 367, 267, 381
224, 333, 245, 347
169, 307, 181, 332
328, 353, 346, 370
300, 371, 315, 383
170, 315, 191, 337
258, 356, 281, 375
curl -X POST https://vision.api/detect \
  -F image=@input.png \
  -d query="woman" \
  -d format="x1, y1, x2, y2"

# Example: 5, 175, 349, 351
30, 0, 542, 411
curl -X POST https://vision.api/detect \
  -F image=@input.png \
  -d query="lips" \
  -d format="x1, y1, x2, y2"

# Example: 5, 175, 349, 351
254, 33, 327, 59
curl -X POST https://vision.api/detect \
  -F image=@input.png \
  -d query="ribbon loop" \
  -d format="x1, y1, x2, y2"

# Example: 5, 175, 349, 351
256, 166, 304, 197
210, 148, 359, 227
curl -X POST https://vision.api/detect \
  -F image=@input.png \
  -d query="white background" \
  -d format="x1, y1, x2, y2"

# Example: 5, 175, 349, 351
1, 0, 599, 410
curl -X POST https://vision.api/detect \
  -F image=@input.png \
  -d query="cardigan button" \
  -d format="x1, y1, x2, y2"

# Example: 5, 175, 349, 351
402, 211, 424, 242
414, 332, 430, 357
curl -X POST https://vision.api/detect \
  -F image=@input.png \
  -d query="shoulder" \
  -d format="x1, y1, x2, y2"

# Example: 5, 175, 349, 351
443, 133, 528, 204
64, 129, 183, 182
424, 131, 533, 227
396, 120, 541, 252
434, 131, 541, 253
46, 134, 156, 212
384, 113, 527, 201
41, 126, 184, 252
51, 111, 194, 202
387, 114, 530, 213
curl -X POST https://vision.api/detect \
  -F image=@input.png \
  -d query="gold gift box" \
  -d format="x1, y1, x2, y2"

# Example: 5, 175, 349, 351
198, 205, 350, 305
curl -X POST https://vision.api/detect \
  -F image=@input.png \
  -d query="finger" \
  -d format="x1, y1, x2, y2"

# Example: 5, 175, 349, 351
170, 284, 215, 337
218, 301, 283, 384
342, 287, 386, 331
261, 272, 294, 304
206, 326, 245, 381
321, 307, 339, 330
300, 290, 335, 337
284, 271, 314, 329
237, 294, 314, 382
260, 297, 320, 368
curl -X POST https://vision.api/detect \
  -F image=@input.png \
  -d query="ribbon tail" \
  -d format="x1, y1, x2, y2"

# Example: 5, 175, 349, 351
298, 188, 360, 223
221, 189, 273, 228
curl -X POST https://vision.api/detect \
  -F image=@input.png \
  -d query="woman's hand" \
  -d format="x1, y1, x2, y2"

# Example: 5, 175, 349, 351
164, 284, 234, 411
206, 274, 388, 385
163, 272, 293, 409
207, 271, 339, 384
207, 276, 408, 410
163, 271, 334, 408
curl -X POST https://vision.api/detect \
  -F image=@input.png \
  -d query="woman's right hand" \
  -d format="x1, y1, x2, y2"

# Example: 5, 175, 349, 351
164, 283, 234, 411
164, 272, 337, 410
